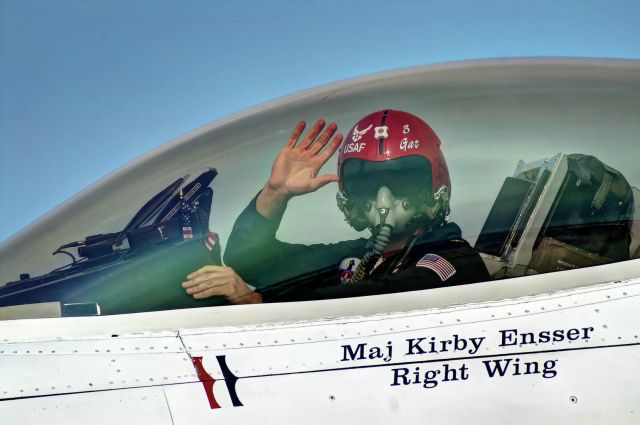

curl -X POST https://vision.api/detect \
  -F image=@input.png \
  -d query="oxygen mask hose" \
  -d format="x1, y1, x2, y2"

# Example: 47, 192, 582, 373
350, 208, 393, 283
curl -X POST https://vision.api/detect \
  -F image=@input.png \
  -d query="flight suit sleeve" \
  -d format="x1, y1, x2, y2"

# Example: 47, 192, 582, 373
224, 193, 364, 289
259, 241, 489, 302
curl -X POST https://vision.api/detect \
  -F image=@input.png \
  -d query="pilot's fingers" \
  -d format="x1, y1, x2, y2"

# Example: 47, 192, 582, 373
183, 267, 232, 288
186, 265, 227, 280
286, 121, 306, 148
298, 119, 325, 149
182, 277, 206, 289
318, 133, 343, 162
186, 277, 231, 295
311, 174, 339, 191
183, 272, 229, 289
193, 280, 251, 299
308, 122, 338, 155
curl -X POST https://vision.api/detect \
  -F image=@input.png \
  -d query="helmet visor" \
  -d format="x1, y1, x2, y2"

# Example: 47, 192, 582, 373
341, 156, 432, 199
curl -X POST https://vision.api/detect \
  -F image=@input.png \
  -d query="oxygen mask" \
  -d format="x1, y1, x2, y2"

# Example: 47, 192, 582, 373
345, 184, 422, 283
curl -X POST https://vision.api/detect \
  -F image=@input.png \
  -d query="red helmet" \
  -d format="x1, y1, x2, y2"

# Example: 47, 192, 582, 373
336, 110, 451, 232
338, 109, 450, 197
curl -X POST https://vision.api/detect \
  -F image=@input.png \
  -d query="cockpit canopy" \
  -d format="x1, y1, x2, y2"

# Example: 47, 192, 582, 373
1, 59, 639, 318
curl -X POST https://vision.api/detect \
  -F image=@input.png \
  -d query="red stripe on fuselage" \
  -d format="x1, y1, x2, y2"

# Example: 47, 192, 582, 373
191, 356, 221, 409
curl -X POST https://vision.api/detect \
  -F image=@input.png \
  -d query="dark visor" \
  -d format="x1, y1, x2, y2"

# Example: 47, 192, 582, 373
341, 156, 432, 198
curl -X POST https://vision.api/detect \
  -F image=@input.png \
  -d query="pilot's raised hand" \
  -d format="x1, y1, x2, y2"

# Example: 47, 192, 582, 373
182, 266, 262, 304
257, 120, 343, 220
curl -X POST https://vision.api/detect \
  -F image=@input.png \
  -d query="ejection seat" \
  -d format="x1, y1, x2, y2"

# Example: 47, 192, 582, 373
474, 153, 636, 278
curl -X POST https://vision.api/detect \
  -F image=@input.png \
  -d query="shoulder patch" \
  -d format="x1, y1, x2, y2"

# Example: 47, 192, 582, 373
338, 257, 360, 284
416, 253, 456, 281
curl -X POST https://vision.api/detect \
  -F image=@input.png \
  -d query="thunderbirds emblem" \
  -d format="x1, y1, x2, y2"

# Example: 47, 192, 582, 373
374, 125, 389, 140
351, 124, 373, 142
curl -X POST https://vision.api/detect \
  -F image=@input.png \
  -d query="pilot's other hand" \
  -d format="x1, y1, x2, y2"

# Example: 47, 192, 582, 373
182, 266, 262, 304
257, 120, 343, 220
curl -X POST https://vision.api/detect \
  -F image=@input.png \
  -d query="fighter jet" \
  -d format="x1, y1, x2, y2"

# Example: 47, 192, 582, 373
1, 58, 639, 424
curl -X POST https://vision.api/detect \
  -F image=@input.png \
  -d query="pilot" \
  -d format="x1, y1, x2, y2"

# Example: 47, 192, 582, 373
183, 110, 489, 303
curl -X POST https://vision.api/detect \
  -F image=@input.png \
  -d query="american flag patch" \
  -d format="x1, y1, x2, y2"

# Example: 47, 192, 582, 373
204, 231, 219, 252
182, 226, 193, 240
416, 253, 456, 281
